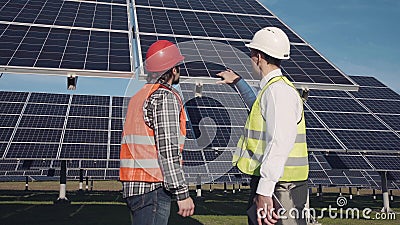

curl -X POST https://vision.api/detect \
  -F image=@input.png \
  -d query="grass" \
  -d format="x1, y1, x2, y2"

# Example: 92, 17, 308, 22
0, 182, 399, 224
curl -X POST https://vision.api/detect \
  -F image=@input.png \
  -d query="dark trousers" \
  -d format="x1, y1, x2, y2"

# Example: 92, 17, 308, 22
248, 176, 308, 225
125, 187, 171, 225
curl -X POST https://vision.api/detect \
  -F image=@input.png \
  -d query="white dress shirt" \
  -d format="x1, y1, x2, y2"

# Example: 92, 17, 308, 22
256, 69, 303, 197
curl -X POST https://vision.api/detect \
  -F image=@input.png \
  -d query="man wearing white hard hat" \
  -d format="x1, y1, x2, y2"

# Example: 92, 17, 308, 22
217, 27, 308, 225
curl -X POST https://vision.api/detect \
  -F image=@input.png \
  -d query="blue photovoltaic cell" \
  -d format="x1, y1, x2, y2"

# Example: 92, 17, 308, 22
0, 128, 14, 141
0, 143, 8, 156
186, 108, 248, 126
6, 143, 59, 159
0, 115, 19, 127
29, 93, 70, 104
203, 150, 232, 161
111, 119, 123, 130
304, 111, 324, 128
19, 115, 65, 129
24, 104, 68, 116
0, 0, 128, 30
60, 144, 108, 159
182, 151, 204, 161
0, 103, 24, 114
69, 105, 109, 117
108, 161, 120, 168
306, 129, 343, 150
13, 129, 62, 143
110, 145, 120, 159
0, 91, 28, 102
359, 100, 400, 114
136, 8, 302, 43
324, 154, 373, 170
306, 97, 367, 113
378, 115, 400, 131
192, 126, 243, 148
349, 76, 386, 88
111, 131, 122, 144
135, 0, 272, 15
316, 112, 388, 130
365, 156, 400, 170
63, 130, 108, 144
106, 170, 119, 177
308, 90, 350, 98
309, 171, 329, 179
112, 96, 130, 107
333, 130, 400, 151
66, 117, 109, 130
183, 92, 247, 109
349, 87, 400, 100
71, 95, 110, 106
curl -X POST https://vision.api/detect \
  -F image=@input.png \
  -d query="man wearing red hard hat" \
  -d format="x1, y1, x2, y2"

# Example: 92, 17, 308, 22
120, 40, 194, 225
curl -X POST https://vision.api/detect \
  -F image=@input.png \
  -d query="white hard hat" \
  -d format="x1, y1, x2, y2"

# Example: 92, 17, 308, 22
245, 27, 290, 60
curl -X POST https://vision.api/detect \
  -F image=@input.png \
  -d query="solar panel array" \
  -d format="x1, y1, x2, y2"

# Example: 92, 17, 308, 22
133, 0, 357, 90
0, 75, 400, 185
0, 0, 133, 77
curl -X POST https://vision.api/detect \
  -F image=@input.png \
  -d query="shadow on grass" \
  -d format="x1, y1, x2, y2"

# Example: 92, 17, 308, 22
0, 189, 249, 225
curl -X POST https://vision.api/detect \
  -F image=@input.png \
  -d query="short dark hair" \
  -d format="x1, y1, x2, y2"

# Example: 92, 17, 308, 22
253, 49, 281, 67
146, 66, 178, 84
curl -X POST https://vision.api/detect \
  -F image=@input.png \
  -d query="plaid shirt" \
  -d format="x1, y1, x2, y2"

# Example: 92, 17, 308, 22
122, 83, 189, 201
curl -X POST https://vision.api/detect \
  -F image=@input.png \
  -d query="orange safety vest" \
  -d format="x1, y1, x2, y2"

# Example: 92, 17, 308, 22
119, 83, 186, 182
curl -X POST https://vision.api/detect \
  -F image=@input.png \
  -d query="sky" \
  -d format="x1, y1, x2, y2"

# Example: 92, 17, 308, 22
0, 0, 399, 95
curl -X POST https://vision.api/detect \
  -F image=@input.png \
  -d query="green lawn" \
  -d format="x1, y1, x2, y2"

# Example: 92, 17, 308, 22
0, 189, 398, 225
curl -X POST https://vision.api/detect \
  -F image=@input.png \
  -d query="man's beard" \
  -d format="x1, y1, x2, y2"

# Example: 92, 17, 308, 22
172, 76, 180, 85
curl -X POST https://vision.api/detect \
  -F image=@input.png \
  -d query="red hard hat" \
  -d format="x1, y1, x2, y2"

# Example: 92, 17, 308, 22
145, 40, 185, 73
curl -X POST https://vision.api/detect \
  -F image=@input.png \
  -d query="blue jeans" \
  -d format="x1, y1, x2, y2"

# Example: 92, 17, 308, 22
125, 188, 171, 225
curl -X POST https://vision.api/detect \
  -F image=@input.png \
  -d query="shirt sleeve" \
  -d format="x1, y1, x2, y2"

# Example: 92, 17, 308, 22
256, 83, 301, 197
153, 90, 189, 201
233, 78, 257, 109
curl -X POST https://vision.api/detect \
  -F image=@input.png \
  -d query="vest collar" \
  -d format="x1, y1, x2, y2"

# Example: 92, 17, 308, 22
259, 68, 283, 89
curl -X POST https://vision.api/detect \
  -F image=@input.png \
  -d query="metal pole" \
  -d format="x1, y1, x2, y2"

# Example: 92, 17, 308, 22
55, 160, 69, 204
196, 175, 202, 198
79, 169, 83, 192
379, 171, 391, 212
232, 184, 235, 194
25, 176, 29, 191
349, 187, 353, 200
224, 182, 227, 194
85, 176, 89, 192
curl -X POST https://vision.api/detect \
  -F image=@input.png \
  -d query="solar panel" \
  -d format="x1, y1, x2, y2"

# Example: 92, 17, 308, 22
349, 87, 400, 100
29, 92, 70, 104
0, 91, 28, 102
349, 75, 386, 88
308, 89, 350, 98
182, 151, 204, 161
71, 95, 110, 106
63, 130, 108, 144
19, 115, 65, 129
359, 99, 400, 114
135, 0, 273, 15
324, 153, 373, 170
111, 118, 123, 130
365, 156, 400, 171
0, 102, 24, 114
60, 144, 108, 159
186, 108, 248, 126
0, 115, 19, 127
316, 112, 388, 130
69, 105, 109, 117
304, 111, 324, 128
134, 0, 357, 90
24, 103, 68, 116
0, 128, 14, 142
306, 129, 343, 150
110, 131, 122, 144
13, 128, 62, 143
0, 0, 133, 77
66, 117, 109, 130
377, 115, 400, 131
0, 143, 9, 157
333, 130, 400, 152
306, 97, 368, 113
6, 143, 59, 159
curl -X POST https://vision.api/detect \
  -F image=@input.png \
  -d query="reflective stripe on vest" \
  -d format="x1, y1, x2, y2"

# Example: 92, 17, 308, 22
120, 83, 186, 182
232, 76, 309, 182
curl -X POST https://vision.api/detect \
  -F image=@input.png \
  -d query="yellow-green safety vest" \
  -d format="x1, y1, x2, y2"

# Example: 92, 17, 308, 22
232, 76, 309, 182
